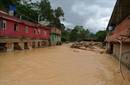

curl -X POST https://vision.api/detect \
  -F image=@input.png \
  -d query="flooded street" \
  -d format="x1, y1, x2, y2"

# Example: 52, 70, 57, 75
0, 44, 130, 85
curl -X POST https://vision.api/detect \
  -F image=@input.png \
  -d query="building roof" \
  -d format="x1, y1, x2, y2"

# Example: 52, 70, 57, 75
106, 0, 130, 43
106, 15, 130, 43
0, 11, 21, 22
0, 11, 48, 28
107, 0, 130, 30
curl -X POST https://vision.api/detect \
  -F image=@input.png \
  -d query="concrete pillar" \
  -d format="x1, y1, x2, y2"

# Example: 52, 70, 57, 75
6, 42, 14, 52
35, 42, 38, 48
106, 42, 113, 54
40, 42, 42, 47
38, 41, 42, 47
28, 42, 32, 50
45, 40, 49, 46
18, 42, 24, 50
42, 40, 49, 47
32, 42, 35, 48
24, 42, 32, 50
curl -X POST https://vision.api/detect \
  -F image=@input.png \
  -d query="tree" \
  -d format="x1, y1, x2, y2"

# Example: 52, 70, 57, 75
16, 3, 38, 22
95, 30, 107, 42
38, 0, 54, 22
0, 0, 65, 30
70, 26, 90, 41
0, 0, 17, 10
38, 0, 65, 29
54, 7, 64, 18
61, 28, 71, 42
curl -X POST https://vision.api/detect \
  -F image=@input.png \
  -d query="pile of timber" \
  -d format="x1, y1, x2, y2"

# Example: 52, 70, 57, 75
71, 41, 103, 50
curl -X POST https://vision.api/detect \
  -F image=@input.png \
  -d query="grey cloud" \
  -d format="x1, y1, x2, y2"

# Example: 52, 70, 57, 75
49, 0, 116, 32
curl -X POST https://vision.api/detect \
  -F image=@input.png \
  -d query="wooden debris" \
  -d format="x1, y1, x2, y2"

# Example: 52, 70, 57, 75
71, 41, 103, 51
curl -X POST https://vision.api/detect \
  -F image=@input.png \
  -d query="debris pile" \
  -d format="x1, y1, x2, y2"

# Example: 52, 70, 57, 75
71, 41, 104, 53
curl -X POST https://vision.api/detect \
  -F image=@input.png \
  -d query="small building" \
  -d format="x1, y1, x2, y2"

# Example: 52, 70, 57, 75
106, 0, 130, 68
0, 11, 50, 51
50, 27, 62, 46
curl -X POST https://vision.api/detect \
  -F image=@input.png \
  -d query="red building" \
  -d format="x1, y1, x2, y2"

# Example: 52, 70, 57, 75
0, 11, 50, 51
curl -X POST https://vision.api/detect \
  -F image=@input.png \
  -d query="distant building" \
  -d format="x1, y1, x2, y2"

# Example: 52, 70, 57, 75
106, 0, 130, 68
50, 27, 62, 46
38, 20, 62, 46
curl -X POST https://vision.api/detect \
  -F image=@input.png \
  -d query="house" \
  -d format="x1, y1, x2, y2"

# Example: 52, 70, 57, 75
0, 11, 50, 51
50, 27, 62, 46
106, 0, 130, 68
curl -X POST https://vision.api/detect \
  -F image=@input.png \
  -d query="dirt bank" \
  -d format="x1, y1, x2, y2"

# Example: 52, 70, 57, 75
0, 44, 129, 85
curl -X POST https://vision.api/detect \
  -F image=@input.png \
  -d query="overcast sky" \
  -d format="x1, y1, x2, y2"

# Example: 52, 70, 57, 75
33, 0, 117, 32
49, 0, 116, 33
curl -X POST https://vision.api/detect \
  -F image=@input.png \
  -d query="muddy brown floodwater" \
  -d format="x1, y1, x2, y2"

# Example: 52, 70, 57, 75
0, 44, 130, 85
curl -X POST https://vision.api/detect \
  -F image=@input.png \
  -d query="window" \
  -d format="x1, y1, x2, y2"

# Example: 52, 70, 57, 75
0, 20, 7, 30
24, 26, 29, 33
14, 23, 19, 32
3, 20, 6, 30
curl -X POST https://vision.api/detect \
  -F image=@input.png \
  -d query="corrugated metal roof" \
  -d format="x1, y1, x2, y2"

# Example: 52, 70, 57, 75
0, 11, 41, 27
107, 0, 130, 30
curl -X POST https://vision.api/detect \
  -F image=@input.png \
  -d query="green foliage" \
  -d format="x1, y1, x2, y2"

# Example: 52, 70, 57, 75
88, 33, 96, 39
69, 26, 90, 41
95, 30, 107, 42
0, 0, 65, 30
38, 0, 65, 29
0, 0, 17, 10
39, 0, 53, 22
62, 25, 107, 42
54, 7, 64, 18
18, 0, 65, 30
61, 28, 71, 42
16, 3, 38, 22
